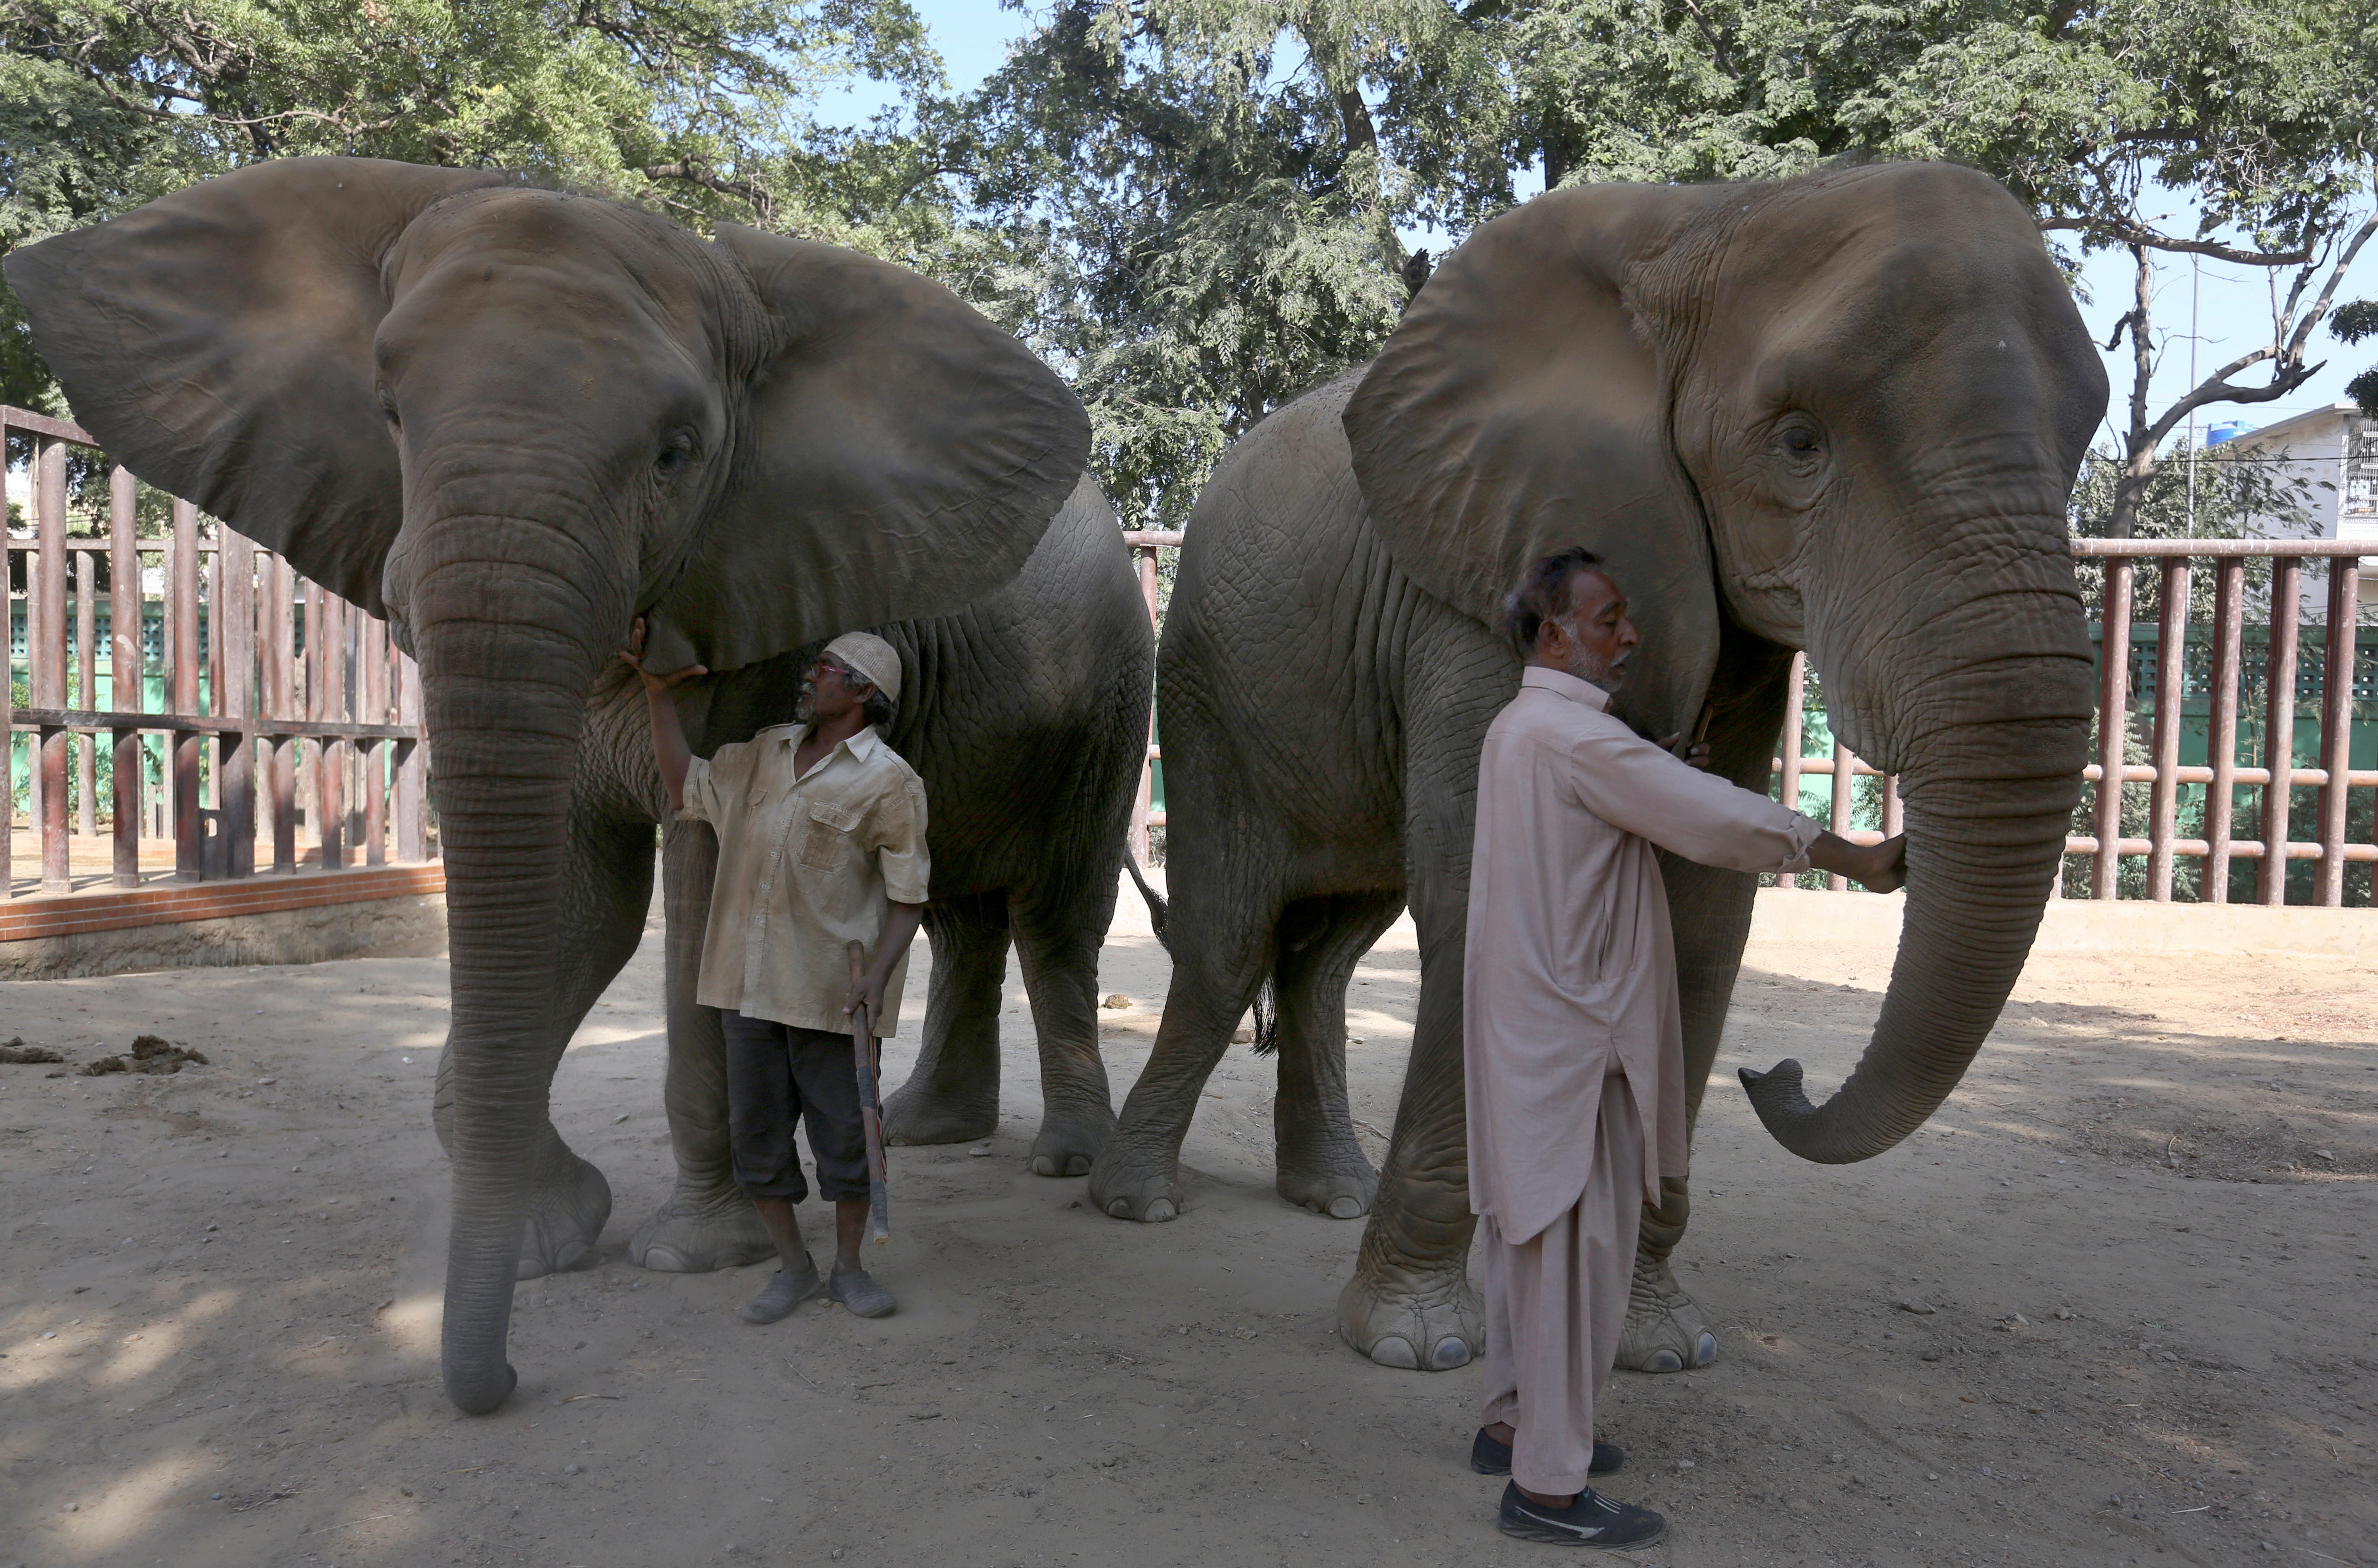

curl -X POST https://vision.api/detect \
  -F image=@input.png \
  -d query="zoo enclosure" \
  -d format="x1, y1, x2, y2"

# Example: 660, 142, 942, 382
5, 406, 434, 900
1117, 532, 2376, 905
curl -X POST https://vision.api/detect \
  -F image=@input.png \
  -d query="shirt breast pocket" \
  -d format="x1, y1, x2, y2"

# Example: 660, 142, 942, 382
798, 799, 863, 871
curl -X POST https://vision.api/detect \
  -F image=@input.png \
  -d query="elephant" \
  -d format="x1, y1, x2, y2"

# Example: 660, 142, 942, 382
1086, 164, 2107, 1376
8, 156, 1119, 1414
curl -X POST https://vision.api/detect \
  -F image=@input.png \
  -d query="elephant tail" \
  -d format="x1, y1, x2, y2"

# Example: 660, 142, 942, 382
1125, 858, 1170, 954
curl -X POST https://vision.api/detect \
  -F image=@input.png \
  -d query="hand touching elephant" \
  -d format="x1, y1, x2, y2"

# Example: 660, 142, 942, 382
7, 158, 1093, 1414
1090, 164, 2106, 1376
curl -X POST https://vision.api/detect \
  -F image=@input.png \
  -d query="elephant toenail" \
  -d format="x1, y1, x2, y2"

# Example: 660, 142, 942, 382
1430, 1337, 1472, 1370
1644, 1349, 1684, 1374
640, 1248, 689, 1273
1105, 1198, 1135, 1219
1143, 1199, 1177, 1222
1368, 1335, 1420, 1369
1694, 1333, 1718, 1365
1061, 1156, 1090, 1176
1326, 1196, 1365, 1219
1031, 1156, 1058, 1177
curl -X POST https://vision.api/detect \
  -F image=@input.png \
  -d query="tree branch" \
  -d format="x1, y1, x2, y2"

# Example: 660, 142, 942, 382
2038, 216, 2310, 267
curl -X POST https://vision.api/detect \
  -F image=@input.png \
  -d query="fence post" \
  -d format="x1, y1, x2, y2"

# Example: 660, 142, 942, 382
319, 595, 347, 869
1777, 653, 1805, 886
395, 651, 427, 861
108, 466, 141, 887
2148, 558, 2189, 900
171, 497, 203, 881
2316, 559, 2358, 906
35, 434, 70, 892
2091, 556, 2134, 900
2205, 558, 2244, 902
363, 616, 387, 866
75, 548, 96, 838
2258, 557, 2301, 905
1827, 736, 1855, 892
221, 528, 257, 878
268, 554, 298, 873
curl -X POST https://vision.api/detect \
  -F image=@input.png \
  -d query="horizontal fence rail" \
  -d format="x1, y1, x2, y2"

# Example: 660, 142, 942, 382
1117, 529, 2372, 904
5, 406, 435, 901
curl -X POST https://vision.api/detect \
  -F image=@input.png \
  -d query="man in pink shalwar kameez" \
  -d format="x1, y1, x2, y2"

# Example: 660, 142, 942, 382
1465, 548, 1904, 1548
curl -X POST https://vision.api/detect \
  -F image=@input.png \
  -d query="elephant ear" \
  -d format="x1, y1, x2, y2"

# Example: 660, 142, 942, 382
1341, 183, 1736, 734
2, 157, 515, 615
650, 223, 1090, 674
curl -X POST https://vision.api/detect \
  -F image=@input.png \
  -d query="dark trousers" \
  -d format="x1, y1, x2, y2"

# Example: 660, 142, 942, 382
720, 1010, 870, 1203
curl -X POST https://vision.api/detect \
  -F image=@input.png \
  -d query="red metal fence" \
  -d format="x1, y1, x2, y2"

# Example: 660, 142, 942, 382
1118, 531, 2374, 905
5, 406, 434, 901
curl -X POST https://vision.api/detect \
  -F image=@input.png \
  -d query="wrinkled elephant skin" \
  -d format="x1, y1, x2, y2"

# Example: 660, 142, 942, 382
7, 157, 1104, 1413
1091, 164, 2106, 1374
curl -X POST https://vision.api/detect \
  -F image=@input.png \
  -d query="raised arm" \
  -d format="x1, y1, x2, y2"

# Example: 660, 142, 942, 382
621, 615, 706, 810
1567, 724, 1904, 890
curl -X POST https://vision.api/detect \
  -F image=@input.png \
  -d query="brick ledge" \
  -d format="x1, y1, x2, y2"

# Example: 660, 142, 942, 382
0, 864, 445, 943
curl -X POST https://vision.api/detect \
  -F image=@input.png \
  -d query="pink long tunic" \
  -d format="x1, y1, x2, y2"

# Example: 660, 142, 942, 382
1464, 665, 1821, 1245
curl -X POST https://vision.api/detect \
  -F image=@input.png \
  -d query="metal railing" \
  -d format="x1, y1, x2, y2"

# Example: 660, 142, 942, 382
5, 406, 435, 900
1119, 528, 2374, 904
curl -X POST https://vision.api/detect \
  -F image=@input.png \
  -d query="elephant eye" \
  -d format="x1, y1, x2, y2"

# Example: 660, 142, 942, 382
377, 387, 400, 432
654, 435, 696, 478
1781, 424, 1820, 454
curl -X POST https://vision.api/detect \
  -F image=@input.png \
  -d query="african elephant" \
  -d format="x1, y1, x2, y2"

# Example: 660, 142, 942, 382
8, 156, 1102, 1414
1089, 164, 2106, 1376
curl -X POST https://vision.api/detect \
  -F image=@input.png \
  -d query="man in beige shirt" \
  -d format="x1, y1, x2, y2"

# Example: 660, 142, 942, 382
628, 623, 929, 1325
1466, 548, 1904, 1548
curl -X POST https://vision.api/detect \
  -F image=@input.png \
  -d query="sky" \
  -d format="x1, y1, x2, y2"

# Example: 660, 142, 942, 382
828, 0, 2373, 454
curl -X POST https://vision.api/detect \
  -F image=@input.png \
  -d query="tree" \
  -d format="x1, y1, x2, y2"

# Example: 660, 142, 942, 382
0, 0, 978, 411
2336, 298, 2378, 416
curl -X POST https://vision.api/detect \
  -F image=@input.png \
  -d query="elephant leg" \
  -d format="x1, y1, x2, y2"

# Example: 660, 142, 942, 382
431, 806, 647, 1280
881, 890, 1010, 1148
1620, 632, 1793, 1371
1009, 887, 1117, 1177
1337, 627, 1500, 1372
1335, 905, 1480, 1372
1270, 891, 1403, 1219
1086, 887, 1277, 1222
628, 815, 774, 1273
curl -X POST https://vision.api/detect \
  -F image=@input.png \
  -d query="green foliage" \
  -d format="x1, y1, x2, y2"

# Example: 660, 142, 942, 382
0, 0, 993, 408
5, 0, 2372, 531
2338, 299, 2378, 416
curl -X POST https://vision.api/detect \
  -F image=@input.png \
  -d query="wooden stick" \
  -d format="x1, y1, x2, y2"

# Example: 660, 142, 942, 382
846, 939, 892, 1245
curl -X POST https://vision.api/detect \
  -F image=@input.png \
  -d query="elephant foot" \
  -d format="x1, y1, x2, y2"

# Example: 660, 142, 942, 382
1085, 1146, 1182, 1222
1276, 1161, 1377, 1220
514, 1149, 613, 1281
880, 1078, 997, 1148
1337, 1263, 1480, 1372
1027, 1106, 1112, 1178
627, 1185, 774, 1274
1615, 1253, 1718, 1374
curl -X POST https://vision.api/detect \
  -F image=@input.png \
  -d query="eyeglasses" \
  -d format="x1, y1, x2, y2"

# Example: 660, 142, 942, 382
815, 658, 874, 693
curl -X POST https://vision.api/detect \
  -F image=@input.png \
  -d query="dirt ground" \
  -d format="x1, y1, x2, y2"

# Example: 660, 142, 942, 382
2, 878, 2372, 1568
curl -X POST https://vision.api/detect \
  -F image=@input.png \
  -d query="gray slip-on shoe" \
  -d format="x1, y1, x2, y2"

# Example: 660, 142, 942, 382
828, 1265, 896, 1319
741, 1257, 822, 1324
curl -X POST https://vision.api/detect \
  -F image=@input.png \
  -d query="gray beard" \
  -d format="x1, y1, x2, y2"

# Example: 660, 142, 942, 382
1555, 624, 1628, 694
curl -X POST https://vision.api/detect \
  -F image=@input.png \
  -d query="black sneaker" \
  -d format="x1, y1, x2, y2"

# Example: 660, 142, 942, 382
1497, 1482, 1665, 1548
1471, 1429, 1623, 1478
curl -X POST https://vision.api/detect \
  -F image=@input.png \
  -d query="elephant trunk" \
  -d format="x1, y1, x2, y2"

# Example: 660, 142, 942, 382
405, 515, 624, 1415
1741, 547, 2093, 1162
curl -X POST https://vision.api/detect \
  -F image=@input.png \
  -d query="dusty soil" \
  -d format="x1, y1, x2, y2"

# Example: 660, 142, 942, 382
1, 880, 2372, 1568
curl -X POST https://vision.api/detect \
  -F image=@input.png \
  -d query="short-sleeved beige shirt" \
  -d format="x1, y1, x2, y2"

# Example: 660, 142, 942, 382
678, 723, 930, 1036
